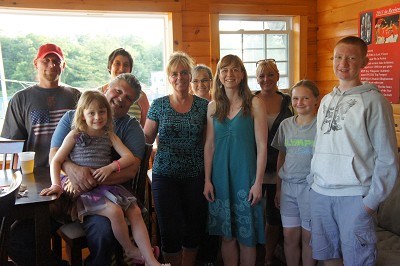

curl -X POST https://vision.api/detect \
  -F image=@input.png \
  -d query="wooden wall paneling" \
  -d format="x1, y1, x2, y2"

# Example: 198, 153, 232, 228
0, 0, 181, 12
393, 104, 400, 115
211, 0, 313, 5
316, 66, 336, 81
318, 0, 398, 13
317, 19, 358, 40
182, 11, 210, 26
182, 26, 210, 42
181, 42, 210, 57
169, 12, 183, 52
183, 0, 212, 11
210, 3, 309, 15
318, 0, 399, 26
181, 7, 211, 64
394, 105, 400, 147
314, 80, 337, 96
318, 3, 366, 25
317, 38, 342, 55
393, 114, 400, 132
317, 0, 365, 12
293, 15, 308, 81
209, 13, 220, 72
317, 53, 334, 68
192, 56, 212, 65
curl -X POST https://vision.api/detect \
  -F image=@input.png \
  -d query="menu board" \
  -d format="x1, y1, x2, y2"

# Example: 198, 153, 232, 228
359, 3, 400, 103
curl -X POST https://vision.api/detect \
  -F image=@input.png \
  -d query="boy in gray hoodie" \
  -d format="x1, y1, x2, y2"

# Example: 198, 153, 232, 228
309, 36, 399, 265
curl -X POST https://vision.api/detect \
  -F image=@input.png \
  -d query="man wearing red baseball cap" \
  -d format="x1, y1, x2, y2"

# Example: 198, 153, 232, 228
1, 43, 80, 265
35, 43, 65, 60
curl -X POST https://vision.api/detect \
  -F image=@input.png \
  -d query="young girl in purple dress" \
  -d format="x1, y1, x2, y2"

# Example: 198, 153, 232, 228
41, 90, 168, 266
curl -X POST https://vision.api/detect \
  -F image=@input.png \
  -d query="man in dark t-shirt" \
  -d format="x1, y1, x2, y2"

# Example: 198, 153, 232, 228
1, 43, 80, 265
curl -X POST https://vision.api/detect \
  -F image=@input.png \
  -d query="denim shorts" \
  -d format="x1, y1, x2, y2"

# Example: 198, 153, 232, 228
280, 181, 311, 231
309, 189, 376, 265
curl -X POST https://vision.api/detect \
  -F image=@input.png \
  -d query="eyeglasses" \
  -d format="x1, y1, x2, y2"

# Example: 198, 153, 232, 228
256, 59, 276, 67
191, 79, 211, 84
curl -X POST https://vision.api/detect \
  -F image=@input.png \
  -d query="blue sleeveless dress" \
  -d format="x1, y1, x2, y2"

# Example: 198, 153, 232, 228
208, 110, 265, 247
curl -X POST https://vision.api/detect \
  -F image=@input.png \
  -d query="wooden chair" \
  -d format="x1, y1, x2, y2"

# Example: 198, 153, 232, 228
0, 139, 25, 170
54, 143, 154, 266
0, 170, 22, 264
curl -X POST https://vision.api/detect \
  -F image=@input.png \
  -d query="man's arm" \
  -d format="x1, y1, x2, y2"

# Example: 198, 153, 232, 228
110, 116, 145, 185
363, 93, 399, 211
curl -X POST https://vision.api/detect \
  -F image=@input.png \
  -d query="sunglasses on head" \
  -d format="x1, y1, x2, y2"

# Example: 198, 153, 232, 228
256, 59, 276, 67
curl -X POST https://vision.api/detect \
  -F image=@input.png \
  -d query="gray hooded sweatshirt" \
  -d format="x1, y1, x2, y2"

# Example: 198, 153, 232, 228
309, 83, 398, 211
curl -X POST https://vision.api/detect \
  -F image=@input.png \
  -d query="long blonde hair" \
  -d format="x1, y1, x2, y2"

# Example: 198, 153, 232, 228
72, 90, 113, 133
212, 54, 253, 121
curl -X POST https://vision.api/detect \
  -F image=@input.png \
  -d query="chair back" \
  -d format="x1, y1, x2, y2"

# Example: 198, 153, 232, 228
0, 171, 22, 263
0, 139, 25, 170
132, 143, 153, 204
0, 172, 22, 217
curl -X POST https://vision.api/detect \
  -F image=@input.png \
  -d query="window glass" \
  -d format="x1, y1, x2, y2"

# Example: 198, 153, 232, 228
220, 34, 242, 49
267, 34, 288, 48
219, 17, 292, 91
266, 21, 287, 30
243, 34, 264, 49
0, 9, 168, 132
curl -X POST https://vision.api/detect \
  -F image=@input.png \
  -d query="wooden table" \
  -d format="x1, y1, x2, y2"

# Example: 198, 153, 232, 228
0, 167, 56, 265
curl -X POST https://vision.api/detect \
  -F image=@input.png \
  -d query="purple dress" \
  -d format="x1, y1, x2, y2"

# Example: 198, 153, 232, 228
62, 132, 136, 221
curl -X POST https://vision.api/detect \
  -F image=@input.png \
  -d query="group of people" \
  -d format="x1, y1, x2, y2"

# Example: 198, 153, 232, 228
1, 35, 398, 266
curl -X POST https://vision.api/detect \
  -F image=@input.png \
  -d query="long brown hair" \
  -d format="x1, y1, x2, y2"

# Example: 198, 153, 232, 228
212, 54, 253, 121
72, 90, 113, 133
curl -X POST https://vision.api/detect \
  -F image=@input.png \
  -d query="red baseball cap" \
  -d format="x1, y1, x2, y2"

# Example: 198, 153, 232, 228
35, 43, 64, 60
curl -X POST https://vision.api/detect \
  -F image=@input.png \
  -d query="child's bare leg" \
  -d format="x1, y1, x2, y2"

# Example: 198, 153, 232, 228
283, 227, 301, 266
302, 228, 316, 266
95, 200, 143, 262
125, 204, 161, 266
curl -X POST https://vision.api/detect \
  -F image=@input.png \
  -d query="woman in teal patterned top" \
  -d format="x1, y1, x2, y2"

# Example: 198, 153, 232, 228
203, 54, 268, 266
144, 51, 208, 266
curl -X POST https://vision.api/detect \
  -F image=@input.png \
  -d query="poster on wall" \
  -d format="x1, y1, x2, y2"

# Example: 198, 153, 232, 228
359, 3, 400, 103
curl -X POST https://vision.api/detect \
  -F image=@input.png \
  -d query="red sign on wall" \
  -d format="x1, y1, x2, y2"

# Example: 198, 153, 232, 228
359, 3, 400, 103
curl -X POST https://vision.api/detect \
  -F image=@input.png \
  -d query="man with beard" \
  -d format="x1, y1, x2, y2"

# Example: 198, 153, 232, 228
1, 43, 80, 265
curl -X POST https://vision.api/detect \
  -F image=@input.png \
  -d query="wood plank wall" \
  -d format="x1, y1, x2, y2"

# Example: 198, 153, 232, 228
0, 0, 317, 82
317, 0, 400, 146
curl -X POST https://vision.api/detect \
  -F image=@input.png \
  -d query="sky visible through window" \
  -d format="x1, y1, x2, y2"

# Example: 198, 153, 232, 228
0, 10, 165, 41
0, 9, 168, 131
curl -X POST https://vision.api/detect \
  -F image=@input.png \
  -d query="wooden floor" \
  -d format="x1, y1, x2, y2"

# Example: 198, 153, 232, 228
60, 242, 286, 266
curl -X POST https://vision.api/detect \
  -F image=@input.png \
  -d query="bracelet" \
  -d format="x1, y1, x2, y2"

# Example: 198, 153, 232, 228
114, 160, 121, 173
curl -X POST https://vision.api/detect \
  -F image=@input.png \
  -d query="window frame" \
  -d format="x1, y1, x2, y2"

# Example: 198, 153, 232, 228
218, 15, 293, 91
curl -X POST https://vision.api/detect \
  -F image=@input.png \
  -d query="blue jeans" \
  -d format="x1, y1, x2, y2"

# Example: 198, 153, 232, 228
152, 173, 207, 253
82, 215, 118, 266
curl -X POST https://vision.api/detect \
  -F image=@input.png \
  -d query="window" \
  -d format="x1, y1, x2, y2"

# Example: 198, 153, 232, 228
0, 9, 169, 131
219, 16, 292, 91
